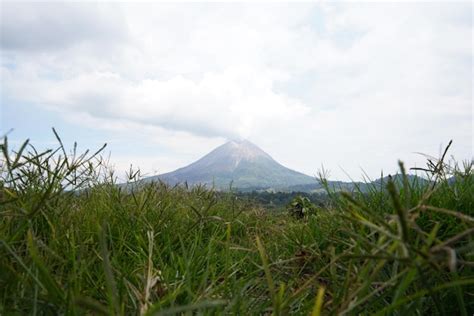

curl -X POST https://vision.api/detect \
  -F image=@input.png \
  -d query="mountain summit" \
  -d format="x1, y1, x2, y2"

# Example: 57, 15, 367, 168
147, 140, 316, 190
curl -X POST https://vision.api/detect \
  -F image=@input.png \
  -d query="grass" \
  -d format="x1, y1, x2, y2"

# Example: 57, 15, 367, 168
0, 131, 473, 315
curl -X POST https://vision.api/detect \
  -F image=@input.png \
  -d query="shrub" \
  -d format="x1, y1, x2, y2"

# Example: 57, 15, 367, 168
287, 195, 318, 218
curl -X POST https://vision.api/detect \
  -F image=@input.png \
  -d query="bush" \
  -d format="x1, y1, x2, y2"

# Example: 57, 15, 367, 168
287, 195, 318, 218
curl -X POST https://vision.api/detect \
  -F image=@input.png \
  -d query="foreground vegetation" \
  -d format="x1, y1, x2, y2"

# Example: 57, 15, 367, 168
1, 133, 473, 315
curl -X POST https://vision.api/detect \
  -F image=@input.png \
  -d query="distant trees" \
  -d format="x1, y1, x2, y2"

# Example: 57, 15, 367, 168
231, 190, 327, 211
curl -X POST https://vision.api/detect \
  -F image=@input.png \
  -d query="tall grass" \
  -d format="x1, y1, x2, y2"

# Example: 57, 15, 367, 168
1, 132, 473, 315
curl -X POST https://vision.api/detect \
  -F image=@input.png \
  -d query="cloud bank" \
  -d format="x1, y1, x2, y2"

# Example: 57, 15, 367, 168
1, 2, 472, 179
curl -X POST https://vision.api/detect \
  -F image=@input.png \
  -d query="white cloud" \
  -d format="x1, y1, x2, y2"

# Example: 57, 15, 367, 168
0, 2, 127, 51
4, 65, 310, 139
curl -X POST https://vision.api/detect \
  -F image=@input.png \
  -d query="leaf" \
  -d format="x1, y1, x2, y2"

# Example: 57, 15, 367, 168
311, 286, 325, 316
27, 230, 65, 305
146, 300, 227, 316
98, 223, 120, 315
74, 296, 109, 315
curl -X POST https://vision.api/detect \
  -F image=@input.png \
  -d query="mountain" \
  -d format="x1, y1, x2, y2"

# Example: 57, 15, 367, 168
372, 174, 430, 189
289, 174, 430, 193
145, 140, 317, 190
142, 140, 434, 192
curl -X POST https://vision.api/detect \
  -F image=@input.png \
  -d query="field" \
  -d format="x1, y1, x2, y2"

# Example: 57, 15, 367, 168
1, 135, 473, 315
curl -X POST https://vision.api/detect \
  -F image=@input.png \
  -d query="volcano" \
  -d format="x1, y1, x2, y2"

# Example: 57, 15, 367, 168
146, 140, 316, 190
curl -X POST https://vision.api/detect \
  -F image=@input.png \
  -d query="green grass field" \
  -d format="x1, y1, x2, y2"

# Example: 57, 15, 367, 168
1, 134, 473, 315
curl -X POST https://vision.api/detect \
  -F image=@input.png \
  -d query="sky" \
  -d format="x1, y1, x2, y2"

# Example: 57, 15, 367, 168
1, 1, 473, 181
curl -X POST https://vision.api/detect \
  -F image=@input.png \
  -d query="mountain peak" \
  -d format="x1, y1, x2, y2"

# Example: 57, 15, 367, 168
149, 139, 315, 190
227, 138, 253, 145
225, 139, 258, 148
220, 139, 272, 163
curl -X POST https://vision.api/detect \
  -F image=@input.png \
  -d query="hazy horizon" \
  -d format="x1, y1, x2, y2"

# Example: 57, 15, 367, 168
1, 1, 472, 181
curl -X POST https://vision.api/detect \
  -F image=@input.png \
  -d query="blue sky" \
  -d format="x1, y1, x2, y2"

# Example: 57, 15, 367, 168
1, 2, 472, 181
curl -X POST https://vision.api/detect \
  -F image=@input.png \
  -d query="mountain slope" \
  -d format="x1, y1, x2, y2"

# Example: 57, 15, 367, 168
146, 140, 316, 189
